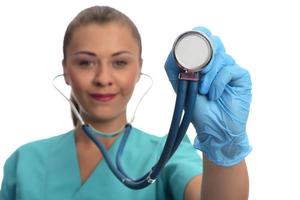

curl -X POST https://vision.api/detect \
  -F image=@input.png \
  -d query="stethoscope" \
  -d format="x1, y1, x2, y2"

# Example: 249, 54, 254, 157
53, 30, 213, 189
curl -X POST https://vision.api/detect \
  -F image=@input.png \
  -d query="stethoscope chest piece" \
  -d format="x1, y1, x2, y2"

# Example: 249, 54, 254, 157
173, 31, 213, 80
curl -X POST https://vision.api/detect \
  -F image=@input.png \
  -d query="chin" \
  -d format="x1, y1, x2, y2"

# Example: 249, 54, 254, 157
92, 112, 125, 123
82, 106, 126, 123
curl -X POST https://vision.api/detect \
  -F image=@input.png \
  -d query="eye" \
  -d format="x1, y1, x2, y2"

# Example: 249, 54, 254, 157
113, 60, 127, 69
77, 59, 97, 68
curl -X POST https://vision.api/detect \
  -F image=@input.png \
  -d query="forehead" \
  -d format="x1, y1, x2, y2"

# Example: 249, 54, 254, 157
67, 23, 139, 55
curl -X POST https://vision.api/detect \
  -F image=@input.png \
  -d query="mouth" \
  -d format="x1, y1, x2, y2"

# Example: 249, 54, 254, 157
90, 93, 117, 102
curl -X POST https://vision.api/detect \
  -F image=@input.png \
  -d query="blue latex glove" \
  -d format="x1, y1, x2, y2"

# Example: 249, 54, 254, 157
165, 27, 252, 166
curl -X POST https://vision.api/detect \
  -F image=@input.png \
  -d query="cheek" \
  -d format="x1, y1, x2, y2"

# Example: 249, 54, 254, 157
119, 72, 139, 96
68, 71, 89, 93
123, 79, 137, 95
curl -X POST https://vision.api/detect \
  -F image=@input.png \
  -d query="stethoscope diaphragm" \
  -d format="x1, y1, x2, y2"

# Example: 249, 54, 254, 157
173, 31, 213, 73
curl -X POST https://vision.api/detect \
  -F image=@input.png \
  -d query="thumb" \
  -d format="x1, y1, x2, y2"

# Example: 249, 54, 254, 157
165, 51, 180, 91
165, 52, 180, 81
209, 64, 252, 100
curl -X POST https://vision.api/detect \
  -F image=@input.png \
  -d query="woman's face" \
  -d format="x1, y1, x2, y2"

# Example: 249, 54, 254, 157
63, 23, 141, 124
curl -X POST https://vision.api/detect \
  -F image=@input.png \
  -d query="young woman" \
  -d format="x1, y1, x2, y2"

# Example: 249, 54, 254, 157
0, 5, 251, 200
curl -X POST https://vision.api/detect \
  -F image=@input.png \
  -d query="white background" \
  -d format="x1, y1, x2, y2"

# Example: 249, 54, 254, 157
0, 0, 300, 199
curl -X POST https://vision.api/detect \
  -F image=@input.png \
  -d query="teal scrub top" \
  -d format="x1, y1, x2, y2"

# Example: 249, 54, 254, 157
0, 127, 202, 200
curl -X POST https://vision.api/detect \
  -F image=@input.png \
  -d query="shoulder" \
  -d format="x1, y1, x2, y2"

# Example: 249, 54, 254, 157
130, 127, 162, 143
19, 131, 73, 150
128, 127, 201, 163
131, 127, 197, 152
17, 131, 73, 155
0, 131, 74, 199
4, 130, 74, 169
128, 127, 172, 153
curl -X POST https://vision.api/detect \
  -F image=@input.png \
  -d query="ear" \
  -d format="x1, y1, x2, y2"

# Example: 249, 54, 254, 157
136, 58, 143, 82
62, 59, 70, 85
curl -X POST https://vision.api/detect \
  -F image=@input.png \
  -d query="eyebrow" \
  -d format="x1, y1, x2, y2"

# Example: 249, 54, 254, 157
112, 51, 132, 57
72, 51, 96, 56
71, 51, 132, 57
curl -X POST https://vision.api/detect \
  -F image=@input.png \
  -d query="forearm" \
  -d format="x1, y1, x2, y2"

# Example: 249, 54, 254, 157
200, 156, 249, 200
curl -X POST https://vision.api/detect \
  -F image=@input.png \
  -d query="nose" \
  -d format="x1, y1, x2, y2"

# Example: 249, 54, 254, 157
93, 65, 113, 87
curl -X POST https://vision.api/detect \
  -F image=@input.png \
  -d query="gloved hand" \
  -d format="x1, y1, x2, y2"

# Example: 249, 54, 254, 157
165, 26, 252, 167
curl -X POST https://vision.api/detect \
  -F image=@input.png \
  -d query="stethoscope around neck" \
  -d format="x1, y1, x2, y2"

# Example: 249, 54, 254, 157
53, 30, 213, 189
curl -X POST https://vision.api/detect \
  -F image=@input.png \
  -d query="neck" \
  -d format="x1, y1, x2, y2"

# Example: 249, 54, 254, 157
75, 113, 128, 148
89, 118, 127, 134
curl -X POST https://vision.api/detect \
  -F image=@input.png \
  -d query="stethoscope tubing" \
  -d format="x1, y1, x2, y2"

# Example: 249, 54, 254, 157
169, 79, 198, 156
82, 77, 198, 189
145, 79, 188, 179
81, 124, 132, 183
116, 79, 188, 187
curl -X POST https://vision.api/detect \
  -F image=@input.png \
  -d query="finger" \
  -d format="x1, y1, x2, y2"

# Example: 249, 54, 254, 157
165, 51, 180, 92
211, 35, 225, 53
165, 51, 180, 81
200, 52, 236, 96
208, 64, 251, 100
198, 54, 224, 95
192, 26, 230, 77
192, 26, 212, 37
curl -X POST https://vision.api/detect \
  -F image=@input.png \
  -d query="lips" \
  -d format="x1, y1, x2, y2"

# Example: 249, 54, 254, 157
90, 93, 117, 102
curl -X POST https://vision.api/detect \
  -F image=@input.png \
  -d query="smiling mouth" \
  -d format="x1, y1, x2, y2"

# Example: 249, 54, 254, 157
90, 93, 117, 102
